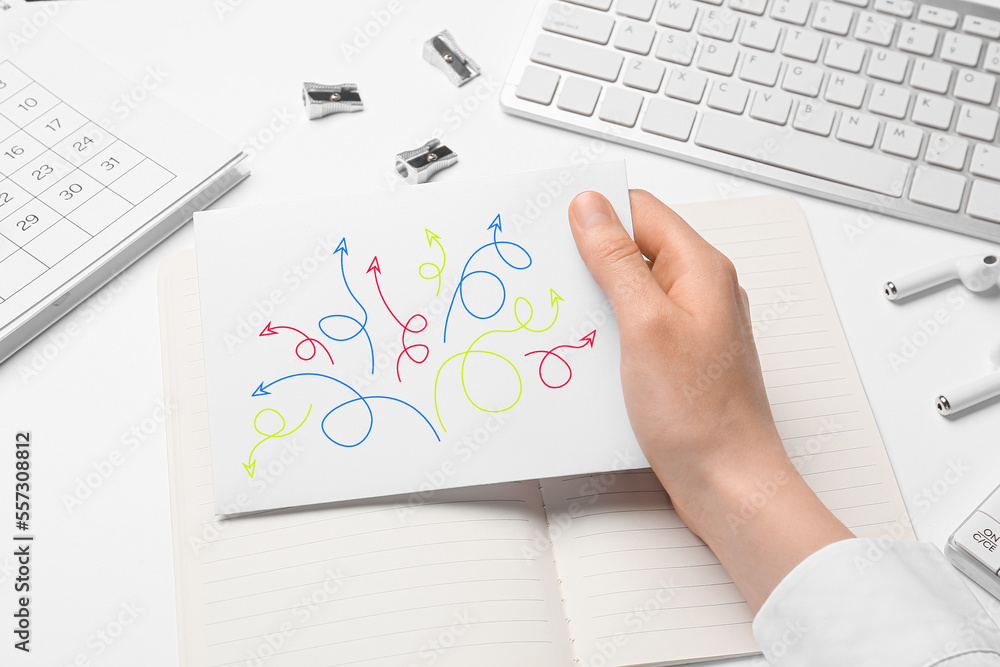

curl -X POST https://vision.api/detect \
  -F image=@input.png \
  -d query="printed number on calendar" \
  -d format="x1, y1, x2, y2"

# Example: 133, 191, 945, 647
15, 214, 38, 232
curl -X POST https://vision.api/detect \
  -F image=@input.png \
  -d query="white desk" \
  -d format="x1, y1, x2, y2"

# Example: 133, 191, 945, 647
2, 1, 1000, 664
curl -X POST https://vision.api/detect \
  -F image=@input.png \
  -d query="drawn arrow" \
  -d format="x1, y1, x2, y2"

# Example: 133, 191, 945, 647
318, 237, 374, 374
250, 372, 439, 447
259, 321, 335, 365
524, 330, 598, 390
419, 229, 447, 297
443, 215, 532, 343
244, 404, 312, 478
369, 256, 430, 381
368, 256, 402, 327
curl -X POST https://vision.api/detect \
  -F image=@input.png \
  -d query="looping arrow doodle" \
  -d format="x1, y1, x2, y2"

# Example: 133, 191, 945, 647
525, 330, 597, 389
417, 229, 446, 297
243, 214, 597, 478
318, 239, 375, 375
245, 373, 440, 477
368, 257, 429, 382
443, 215, 532, 344
259, 322, 335, 366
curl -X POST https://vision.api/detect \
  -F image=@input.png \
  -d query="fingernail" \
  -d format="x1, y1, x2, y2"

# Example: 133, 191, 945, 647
570, 192, 614, 229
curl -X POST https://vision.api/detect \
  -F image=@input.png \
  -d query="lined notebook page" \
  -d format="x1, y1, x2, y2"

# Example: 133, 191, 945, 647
158, 251, 574, 667
540, 194, 912, 667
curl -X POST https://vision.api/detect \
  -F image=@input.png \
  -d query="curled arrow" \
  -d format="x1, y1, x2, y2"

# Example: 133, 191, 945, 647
525, 330, 596, 390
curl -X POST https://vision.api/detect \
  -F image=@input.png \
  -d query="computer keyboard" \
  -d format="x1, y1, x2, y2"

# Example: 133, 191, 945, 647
500, 0, 1000, 241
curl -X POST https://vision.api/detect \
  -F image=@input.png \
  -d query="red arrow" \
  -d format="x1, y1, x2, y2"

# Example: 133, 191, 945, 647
538, 330, 597, 354
259, 321, 335, 366
368, 256, 404, 328
524, 331, 597, 389
367, 256, 432, 382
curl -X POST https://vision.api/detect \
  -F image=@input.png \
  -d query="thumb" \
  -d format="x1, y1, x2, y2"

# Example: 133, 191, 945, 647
568, 191, 659, 317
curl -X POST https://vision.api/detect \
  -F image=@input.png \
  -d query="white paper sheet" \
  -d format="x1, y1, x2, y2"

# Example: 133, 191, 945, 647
196, 161, 642, 513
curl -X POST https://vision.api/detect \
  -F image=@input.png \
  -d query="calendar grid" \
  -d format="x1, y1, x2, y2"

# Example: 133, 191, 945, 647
0, 61, 177, 306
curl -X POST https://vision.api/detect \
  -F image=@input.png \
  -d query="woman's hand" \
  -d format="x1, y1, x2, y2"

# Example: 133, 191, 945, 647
568, 189, 853, 611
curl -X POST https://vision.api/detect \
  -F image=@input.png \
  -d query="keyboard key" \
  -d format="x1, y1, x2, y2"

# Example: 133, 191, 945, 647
956, 105, 999, 141
909, 165, 965, 211
963, 15, 1000, 39
897, 21, 938, 55
782, 28, 824, 61
879, 121, 923, 157
544, 4, 616, 44
557, 76, 603, 115
694, 111, 910, 195
873, 0, 913, 17
987, 43, 1000, 74
516, 66, 561, 104
623, 58, 666, 91
698, 40, 740, 74
655, 29, 698, 63
697, 0, 725, 7
793, 101, 838, 134
740, 52, 782, 85
729, 0, 768, 15
699, 8, 741, 40
614, 20, 657, 53
770, 0, 812, 24
971, 144, 1000, 181
641, 97, 698, 139
917, 5, 958, 28
657, 0, 699, 30
825, 73, 867, 106
812, 2, 854, 35
740, 18, 782, 50
925, 133, 968, 170
599, 86, 644, 125
824, 38, 866, 71
967, 180, 1000, 223
707, 80, 750, 112
909, 59, 952, 94
855, 11, 896, 45
837, 110, 879, 145
531, 34, 625, 81
868, 83, 910, 118
564, 0, 612, 10
665, 68, 708, 102
912, 94, 954, 129
783, 62, 825, 96
940, 32, 982, 66
836, 0, 868, 7
954, 70, 996, 105
617, 0, 657, 20
750, 89, 793, 123
867, 48, 909, 81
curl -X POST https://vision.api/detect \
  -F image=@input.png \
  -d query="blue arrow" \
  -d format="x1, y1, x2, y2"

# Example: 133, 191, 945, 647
251, 372, 439, 447
319, 241, 374, 374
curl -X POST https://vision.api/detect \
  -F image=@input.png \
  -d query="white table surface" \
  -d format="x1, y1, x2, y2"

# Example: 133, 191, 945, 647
2, 0, 1000, 664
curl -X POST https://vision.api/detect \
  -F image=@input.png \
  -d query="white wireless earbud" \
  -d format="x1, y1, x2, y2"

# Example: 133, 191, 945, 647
884, 253, 1000, 301
937, 340, 1000, 416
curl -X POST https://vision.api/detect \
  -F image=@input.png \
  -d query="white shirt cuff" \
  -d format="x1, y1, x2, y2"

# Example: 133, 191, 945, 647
752, 538, 1000, 666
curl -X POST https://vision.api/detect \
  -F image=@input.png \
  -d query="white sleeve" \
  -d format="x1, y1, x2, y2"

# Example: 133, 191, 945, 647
753, 538, 1000, 666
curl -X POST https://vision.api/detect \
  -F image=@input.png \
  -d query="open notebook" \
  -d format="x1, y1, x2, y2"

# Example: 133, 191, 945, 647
159, 194, 913, 667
